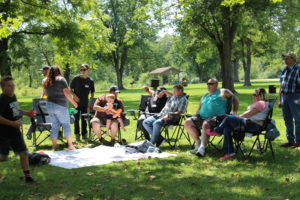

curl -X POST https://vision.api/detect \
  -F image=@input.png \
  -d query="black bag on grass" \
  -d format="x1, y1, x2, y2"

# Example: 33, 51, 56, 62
28, 153, 51, 165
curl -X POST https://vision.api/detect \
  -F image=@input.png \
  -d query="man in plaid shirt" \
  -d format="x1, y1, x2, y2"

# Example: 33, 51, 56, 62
279, 51, 300, 149
143, 85, 188, 147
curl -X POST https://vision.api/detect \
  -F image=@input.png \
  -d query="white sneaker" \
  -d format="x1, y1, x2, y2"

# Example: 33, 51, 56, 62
190, 144, 201, 154
196, 146, 206, 157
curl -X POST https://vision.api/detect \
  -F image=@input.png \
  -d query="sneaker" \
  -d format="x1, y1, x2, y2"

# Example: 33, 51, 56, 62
99, 138, 112, 146
280, 142, 295, 147
156, 137, 165, 148
190, 144, 201, 154
196, 146, 206, 157
110, 139, 116, 146
205, 129, 221, 136
25, 177, 41, 184
220, 153, 236, 161
75, 135, 80, 141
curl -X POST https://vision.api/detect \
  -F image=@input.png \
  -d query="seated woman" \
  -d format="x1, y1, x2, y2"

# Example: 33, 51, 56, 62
206, 88, 269, 160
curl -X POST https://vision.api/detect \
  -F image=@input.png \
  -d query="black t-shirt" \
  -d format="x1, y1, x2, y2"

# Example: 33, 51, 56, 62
0, 94, 21, 135
148, 94, 168, 113
70, 75, 95, 107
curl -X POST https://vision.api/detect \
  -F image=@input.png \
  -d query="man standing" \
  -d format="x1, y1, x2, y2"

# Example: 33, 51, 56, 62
279, 51, 300, 149
143, 84, 188, 147
40, 66, 50, 98
184, 78, 239, 156
70, 64, 95, 141
0, 76, 39, 183
91, 86, 124, 146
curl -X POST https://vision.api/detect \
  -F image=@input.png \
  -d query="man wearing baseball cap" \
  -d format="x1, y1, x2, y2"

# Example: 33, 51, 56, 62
279, 51, 300, 149
40, 66, 50, 77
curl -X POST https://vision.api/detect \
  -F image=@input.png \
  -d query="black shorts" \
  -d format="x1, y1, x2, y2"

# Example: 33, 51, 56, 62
0, 129, 28, 156
191, 115, 227, 131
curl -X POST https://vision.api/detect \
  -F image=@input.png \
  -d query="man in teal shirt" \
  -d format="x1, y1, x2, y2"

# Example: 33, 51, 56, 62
184, 78, 239, 156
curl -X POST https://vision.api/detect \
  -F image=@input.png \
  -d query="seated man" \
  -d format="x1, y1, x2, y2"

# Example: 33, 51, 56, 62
137, 86, 168, 140
90, 86, 124, 146
142, 84, 188, 147
184, 78, 239, 157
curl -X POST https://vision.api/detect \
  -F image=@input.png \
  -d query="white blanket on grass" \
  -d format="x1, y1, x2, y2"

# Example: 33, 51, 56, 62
43, 143, 176, 169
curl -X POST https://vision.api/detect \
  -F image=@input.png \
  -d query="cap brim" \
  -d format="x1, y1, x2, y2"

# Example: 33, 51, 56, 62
115, 90, 120, 93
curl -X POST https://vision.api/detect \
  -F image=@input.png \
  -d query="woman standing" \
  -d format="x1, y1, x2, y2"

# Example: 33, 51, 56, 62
43, 66, 78, 150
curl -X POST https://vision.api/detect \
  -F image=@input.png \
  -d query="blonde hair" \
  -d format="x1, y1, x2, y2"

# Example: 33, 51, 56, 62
106, 94, 115, 100
254, 88, 268, 101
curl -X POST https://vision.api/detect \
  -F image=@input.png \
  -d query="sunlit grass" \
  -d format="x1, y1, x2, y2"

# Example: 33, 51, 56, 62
0, 80, 299, 200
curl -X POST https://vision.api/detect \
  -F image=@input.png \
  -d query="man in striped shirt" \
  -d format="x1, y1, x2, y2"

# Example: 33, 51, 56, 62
143, 85, 188, 147
279, 51, 300, 149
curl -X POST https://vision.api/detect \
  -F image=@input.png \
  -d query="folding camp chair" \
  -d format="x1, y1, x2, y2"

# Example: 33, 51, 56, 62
159, 95, 191, 148
27, 99, 52, 147
208, 96, 234, 150
83, 97, 128, 143
128, 95, 152, 140
233, 98, 277, 159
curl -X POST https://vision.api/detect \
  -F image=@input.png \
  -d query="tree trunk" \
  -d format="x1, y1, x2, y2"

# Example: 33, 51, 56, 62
241, 39, 252, 86
29, 73, 32, 88
0, 37, 12, 76
217, 7, 237, 92
233, 58, 240, 82
64, 63, 71, 84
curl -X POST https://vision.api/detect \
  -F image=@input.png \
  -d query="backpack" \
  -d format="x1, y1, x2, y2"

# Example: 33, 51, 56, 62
265, 120, 280, 141
28, 153, 51, 165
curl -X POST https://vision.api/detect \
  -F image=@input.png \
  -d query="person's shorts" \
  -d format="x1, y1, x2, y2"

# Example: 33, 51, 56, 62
190, 115, 227, 131
0, 130, 28, 157
190, 116, 204, 131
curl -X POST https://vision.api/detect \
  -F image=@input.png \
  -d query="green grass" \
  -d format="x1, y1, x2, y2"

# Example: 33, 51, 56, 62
1, 80, 300, 200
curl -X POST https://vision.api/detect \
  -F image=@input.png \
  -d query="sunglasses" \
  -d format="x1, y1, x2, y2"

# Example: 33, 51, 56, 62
252, 94, 258, 97
80, 68, 87, 71
207, 82, 216, 85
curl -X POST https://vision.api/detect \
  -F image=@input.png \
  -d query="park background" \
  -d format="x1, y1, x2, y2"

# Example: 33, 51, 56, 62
0, 0, 300, 199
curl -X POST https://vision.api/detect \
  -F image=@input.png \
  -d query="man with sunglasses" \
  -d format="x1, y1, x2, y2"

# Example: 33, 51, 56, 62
279, 51, 300, 149
70, 64, 95, 141
184, 78, 239, 157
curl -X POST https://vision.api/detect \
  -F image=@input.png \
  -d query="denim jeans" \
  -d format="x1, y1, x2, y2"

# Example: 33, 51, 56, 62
282, 93, 300, 144
47, 102, 72, 138
214, 115, 262, 154
74, 106, 87, 136
142, 116, 164, 145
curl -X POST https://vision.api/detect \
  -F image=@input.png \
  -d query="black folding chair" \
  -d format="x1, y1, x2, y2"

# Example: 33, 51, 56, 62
233, 98, 277, 159
84, 97, 128, 143
128, 95, 152, 141
82, 98, 97, 141
159, 95, 191, 148
208, 96, 234, 150
27, 99, 52, 147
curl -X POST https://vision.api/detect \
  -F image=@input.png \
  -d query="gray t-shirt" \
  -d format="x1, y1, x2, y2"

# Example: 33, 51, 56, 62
46, 77, 69, 107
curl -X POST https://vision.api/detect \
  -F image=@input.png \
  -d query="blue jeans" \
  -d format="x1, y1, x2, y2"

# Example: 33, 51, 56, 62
47, 102, 72, 138
142, 116, 164, 145
282, 93, 300, 144
214, 115, 262, 154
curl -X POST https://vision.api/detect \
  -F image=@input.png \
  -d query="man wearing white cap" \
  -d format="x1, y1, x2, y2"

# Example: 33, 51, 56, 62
279, 51, 300, 149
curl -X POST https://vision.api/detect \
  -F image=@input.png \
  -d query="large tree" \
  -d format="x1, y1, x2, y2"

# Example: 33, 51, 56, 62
178, 0, 282, 91
98, 0, 163, 89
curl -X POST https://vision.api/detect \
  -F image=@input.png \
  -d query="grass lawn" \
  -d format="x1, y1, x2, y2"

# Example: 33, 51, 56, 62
0, 80, 299, 200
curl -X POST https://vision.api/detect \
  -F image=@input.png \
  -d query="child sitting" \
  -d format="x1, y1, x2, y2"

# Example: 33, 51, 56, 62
105, 94, 126, 138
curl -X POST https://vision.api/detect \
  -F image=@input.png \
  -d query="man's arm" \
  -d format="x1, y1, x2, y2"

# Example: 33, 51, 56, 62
0, 116, 22, 129
195, 97, 203, 115
162, 90, 173, 97
232, 95, 239, 114
93, 98, 107, 112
